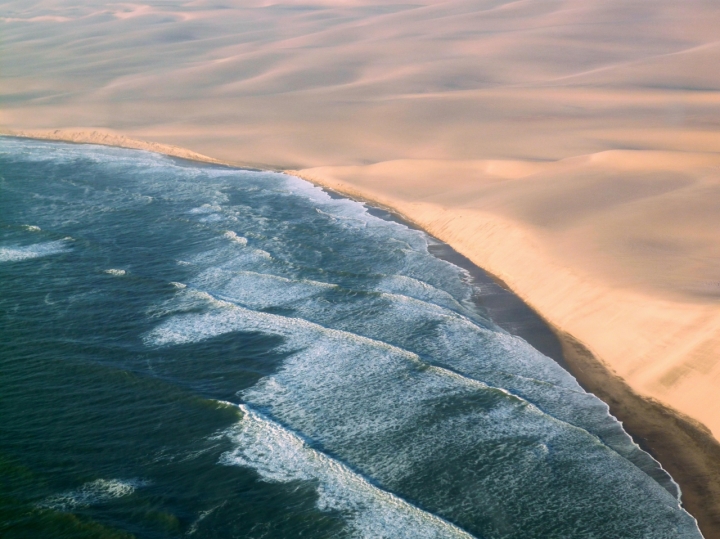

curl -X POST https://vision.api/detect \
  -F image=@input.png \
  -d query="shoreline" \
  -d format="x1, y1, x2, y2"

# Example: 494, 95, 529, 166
0, 129, 277, 171
555, 330, 720, 538
3, 131, 719, 538
315, 177, 720, 539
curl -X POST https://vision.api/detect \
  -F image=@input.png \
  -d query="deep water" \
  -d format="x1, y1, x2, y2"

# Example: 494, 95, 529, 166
0, 137, 702, 538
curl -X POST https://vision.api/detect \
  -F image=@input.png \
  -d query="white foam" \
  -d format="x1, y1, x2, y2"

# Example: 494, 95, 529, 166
146, 286, 237, 320
190, 243, 274, 273
0, 240, 70, 262
146, 298, 699, 536
104, 268, 126, 276
38, 478, 147, 512
143, 298, 589, 460
315, 207, 368, 225
192, 268, 337, 310
376, 274, 477, 321
145, 293, 413, 358
199, 214, 225, 223
221, 404, 476, 539
279, 172, 433, 253
189, 204, 222, 214
137, 165, 685, 507
22, 225, 41, 232
223, 230, 248, 246
187, 502, 226, 536
234, 340, 698, 537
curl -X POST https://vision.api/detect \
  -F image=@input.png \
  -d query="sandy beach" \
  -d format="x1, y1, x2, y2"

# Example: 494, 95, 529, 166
2, 0, 719, 535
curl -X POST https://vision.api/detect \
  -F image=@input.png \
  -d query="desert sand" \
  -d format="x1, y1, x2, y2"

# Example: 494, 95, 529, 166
2, 0, 719, 534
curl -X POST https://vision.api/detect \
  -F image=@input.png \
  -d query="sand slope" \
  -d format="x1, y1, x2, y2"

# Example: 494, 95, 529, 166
2, 0, 720, 532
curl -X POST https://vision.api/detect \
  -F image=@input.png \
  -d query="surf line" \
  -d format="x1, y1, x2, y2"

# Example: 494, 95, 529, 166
218, 401, 479, 539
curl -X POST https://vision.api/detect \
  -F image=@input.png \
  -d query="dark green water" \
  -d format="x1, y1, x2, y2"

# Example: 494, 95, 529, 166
0, 137, 702, 538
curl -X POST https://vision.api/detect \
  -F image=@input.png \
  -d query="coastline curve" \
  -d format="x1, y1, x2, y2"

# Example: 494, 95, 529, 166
3, 131, 719, 538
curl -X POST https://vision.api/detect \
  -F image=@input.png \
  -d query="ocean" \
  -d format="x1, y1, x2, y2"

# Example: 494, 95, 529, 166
0, 137, 702, 538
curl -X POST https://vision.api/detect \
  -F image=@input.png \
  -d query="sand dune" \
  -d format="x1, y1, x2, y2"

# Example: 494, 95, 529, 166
3, 0, 720, 167
2, 0, 720, 533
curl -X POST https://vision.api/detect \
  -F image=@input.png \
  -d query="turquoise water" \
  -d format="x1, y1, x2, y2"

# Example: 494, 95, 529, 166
0, 137, 701, 538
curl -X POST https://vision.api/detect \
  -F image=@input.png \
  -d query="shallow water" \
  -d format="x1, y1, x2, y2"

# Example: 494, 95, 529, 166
0, 137, 702, 538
